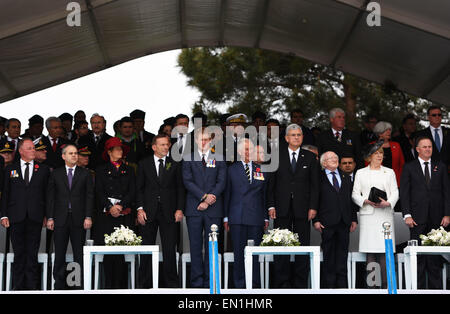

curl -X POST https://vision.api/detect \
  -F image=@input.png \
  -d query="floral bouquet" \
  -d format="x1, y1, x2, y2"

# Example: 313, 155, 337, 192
104, 225, 142, 246
420, 227, 450, 246
261, 228, 301, 246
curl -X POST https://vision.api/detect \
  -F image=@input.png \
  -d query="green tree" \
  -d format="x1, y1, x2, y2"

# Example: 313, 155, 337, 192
178, 47, 434, 131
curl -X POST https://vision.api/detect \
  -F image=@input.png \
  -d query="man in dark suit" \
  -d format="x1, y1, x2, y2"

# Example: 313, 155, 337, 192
117, 117, 145, 173
6, 118, 22, 163
317, 107, 363, 169
267, 123, 320, 288
171, 114, 192, 160
392, 114, 418, 163
41, 117, 71, 170
46, 144, 94, 290
130, 109, 155, 156
182, 127, 227, 288
290, 109, 315, 146
137, 134, 185, 288
90, 113, 112, 169
224, 138, 268, 288
339, 154, 357, 183
0, 139, 50, 290
415, 106, 450, 170
400, 137, 450, 289
21, 115, 44, 141
313, 151, 357, 288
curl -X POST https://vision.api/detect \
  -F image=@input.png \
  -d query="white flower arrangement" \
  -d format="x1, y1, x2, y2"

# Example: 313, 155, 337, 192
261, 228, 300, 247
104, 225, 142, 246
420, 227, 450, 246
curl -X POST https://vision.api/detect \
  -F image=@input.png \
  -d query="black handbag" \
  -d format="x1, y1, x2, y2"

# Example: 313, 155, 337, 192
368, 187, 387, 203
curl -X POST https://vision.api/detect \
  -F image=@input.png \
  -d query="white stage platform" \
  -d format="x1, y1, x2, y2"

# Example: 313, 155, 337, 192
1, 288, 449, 294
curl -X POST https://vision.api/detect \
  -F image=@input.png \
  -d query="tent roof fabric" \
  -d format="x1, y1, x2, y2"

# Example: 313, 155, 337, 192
0, 0, 449, 105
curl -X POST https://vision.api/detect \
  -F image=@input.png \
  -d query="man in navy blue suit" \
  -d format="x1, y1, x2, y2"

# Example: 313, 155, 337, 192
182, 127, 227, 288
224, 138, 268, 288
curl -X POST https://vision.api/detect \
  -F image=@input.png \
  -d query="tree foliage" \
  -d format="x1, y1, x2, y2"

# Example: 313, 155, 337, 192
178, 47, 435, 131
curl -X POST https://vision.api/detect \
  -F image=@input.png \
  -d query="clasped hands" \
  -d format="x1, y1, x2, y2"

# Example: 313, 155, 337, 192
364, 198, 390, 208
197, 194, 216, 211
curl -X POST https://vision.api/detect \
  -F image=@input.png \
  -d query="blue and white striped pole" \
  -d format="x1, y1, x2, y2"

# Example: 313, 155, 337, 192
209, 224, 221, 294
383, 222, 397, 294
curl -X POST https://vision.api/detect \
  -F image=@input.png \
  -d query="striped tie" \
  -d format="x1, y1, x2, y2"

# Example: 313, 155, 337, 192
245, 163, 251, 183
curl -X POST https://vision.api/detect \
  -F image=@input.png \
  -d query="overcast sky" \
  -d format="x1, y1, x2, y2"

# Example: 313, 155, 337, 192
1, 49, 200, 136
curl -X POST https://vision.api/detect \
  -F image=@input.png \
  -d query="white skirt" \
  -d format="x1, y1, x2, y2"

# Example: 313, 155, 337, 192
358, 207, 395, 253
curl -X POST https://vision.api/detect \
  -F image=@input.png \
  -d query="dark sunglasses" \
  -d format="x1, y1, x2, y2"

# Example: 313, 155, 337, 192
430, 113, 442, 117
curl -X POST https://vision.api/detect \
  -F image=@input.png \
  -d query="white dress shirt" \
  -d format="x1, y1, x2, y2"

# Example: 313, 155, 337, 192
21, 159, 34, 181
288, 147, 300, 164
418, 157, 432, 176
154, 155, 167, 177
429, 125, 443, 149
65, 165, 77, 176
325, 168, 341, 188
198, 149, 210, 161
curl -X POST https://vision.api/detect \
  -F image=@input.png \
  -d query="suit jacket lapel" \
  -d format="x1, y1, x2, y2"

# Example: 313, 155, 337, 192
151, 157, 162, 185
415, 159, 429, 189
71, 167, 80, 189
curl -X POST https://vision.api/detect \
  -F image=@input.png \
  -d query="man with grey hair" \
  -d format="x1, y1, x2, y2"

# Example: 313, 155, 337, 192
313, 151, 357, 288
41, 116, 71, 170
267, 123, 320, 288
224, 138, 269, 288
317, 108, 363, 169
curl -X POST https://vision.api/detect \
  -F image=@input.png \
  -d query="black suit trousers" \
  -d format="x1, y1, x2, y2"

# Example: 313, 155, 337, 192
321, 221, 349, 288
53, 213, 86, 290
139, 204, 178, 288
410, 216, 443, 290
273, 200, 311, 288
10, 219, 42, 290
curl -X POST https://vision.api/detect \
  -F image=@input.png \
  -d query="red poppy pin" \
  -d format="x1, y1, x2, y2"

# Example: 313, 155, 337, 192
256, 168, 261, 173
34, 164, 39, 171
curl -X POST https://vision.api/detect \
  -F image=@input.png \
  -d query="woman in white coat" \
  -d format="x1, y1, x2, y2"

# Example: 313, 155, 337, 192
352, 141, 399, 288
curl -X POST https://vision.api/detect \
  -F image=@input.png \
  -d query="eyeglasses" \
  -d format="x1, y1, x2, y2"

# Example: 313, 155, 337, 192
430, 113, 442, 117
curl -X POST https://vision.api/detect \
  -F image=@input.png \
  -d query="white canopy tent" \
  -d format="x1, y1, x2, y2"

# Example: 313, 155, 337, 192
0, 0, 449, 105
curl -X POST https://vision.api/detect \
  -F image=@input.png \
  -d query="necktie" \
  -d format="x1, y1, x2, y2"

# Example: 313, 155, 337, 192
424, 162, 431, 187
24, 162, 30, 186
335, 132, 341, 142
68, 168, 73, 189
178, 134, 184, 154
202, 154, 206, 167
245, 163, 251, 183
52, 138, 57, 152
435, 129, 441, 152
95, 136, 99, 145
158, 159, 164, 179
331, 171, 340, 192
291, 152, 297, 172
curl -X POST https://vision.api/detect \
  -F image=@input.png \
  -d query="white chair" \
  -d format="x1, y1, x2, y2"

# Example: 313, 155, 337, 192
443, 262, 448, 290
6, 252, 48, 290
50, 253, 74, 290
181, 252, 221, 289
397, 253, 405, 289
223, 252, 264, 289
0, 253, 4, 291
351, 252, 367, 289
93, 254, 136, 289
